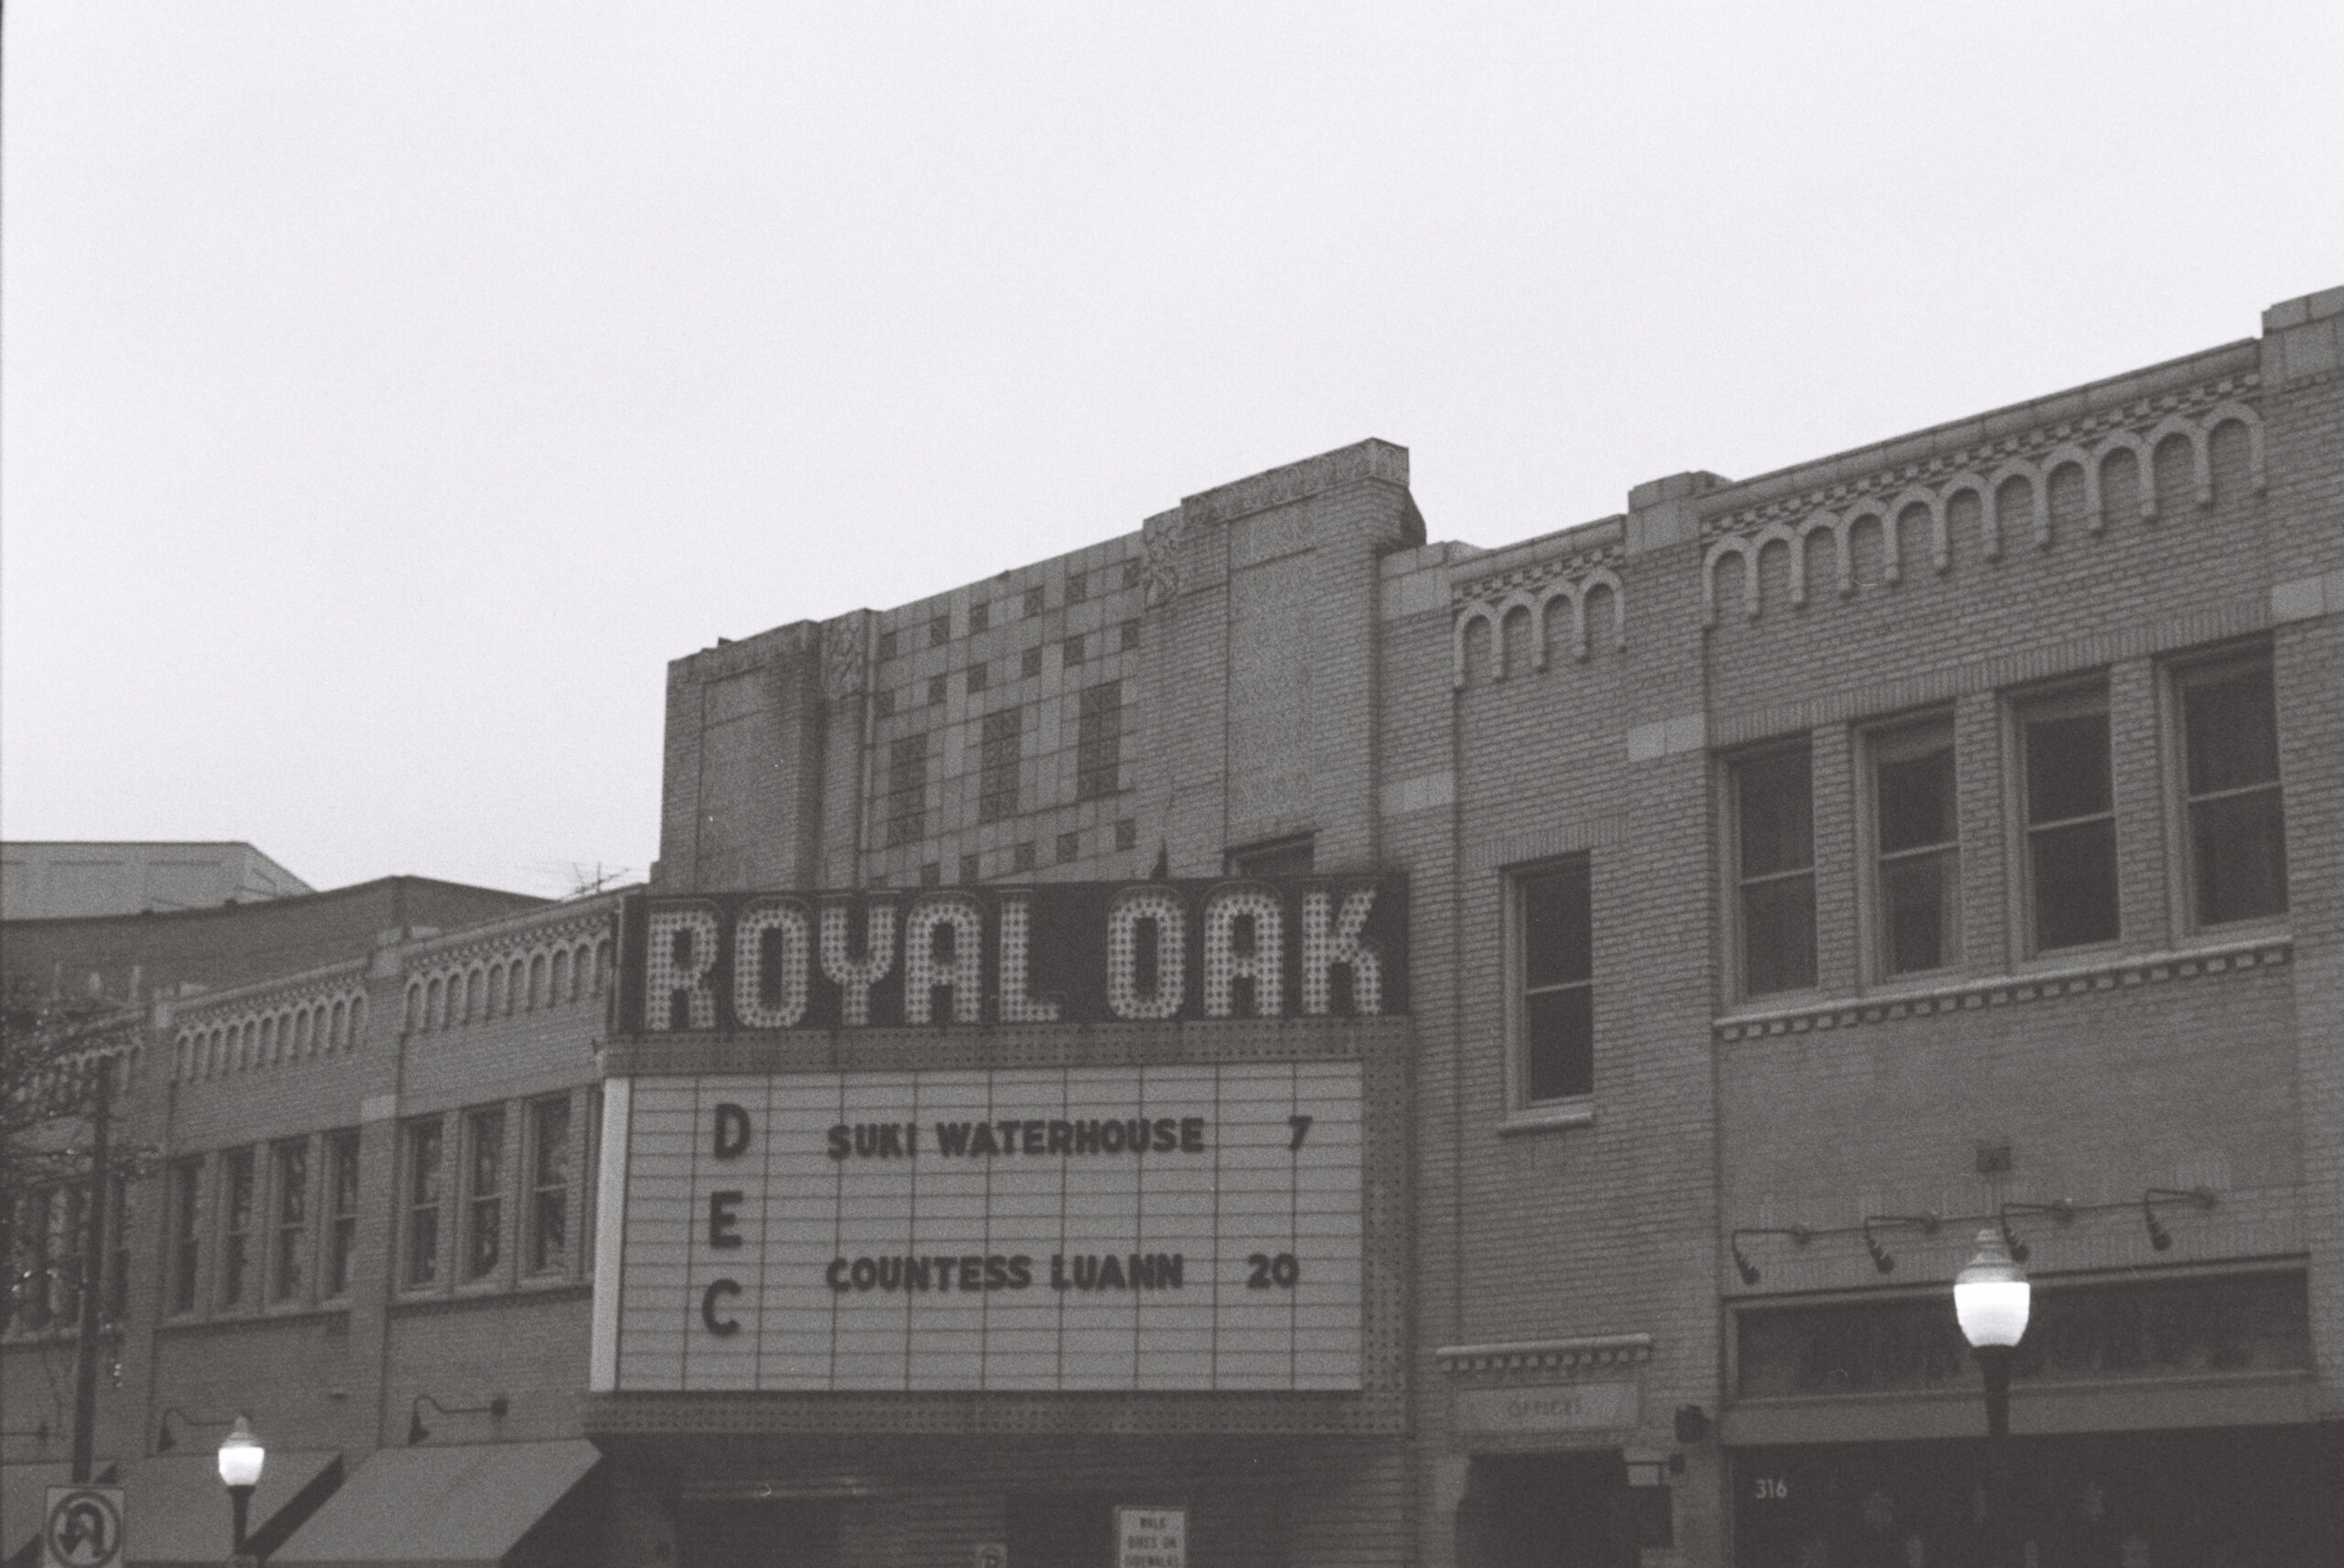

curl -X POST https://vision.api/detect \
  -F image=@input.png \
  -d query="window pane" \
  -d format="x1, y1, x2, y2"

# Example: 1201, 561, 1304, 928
1521, 863, 1590, 988
2191, 792, 2287, 925
1524, 987, 1593, 1102
1882, 849, 1959, 974
1877, 741, 1956, 853
1737, 750, 1813, 876
2184, 664, 2279, 795
1741, 874, 1817, 994
2024, 709, 2110, 823
2031, 820, 2119, 949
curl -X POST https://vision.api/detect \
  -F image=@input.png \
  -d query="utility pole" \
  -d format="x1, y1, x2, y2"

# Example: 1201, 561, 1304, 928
71, 1053, 113, 1483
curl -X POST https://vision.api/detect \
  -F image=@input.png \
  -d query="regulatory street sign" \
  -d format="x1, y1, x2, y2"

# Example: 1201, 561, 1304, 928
1115, 1506, 1185, 1568
43, 1486, 125, 1568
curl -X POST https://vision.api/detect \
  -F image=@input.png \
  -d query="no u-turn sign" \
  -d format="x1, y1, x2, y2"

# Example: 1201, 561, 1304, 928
43, 1486, 125, 1568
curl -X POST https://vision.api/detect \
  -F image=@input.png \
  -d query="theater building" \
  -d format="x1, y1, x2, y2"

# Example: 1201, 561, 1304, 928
6, 283, 2340, 1568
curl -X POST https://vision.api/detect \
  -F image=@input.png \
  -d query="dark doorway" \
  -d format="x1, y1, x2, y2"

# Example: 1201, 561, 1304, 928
1007, 1492, 1120, 1568
1459, 1452, 1634, 1568
675, 1499, 840, 1568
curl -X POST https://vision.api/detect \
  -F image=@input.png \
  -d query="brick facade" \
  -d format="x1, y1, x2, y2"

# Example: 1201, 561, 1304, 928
5, 286, 2337, 1567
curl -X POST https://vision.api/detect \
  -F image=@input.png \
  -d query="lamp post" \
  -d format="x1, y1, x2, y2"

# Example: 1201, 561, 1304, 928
216, 1415, 266, 1556
1953, 1229, 2030, 1564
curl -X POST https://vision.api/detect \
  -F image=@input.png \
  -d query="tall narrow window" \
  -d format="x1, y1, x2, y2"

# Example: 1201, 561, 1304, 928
272, 1141, 309, 1303
405, 1120, 443, 1287
327, 1132, 359, 1298
886, 733, 929, 849
222, 1150, 255, 1306
979, 708, 1024, 823
170, 1161, 201, 1314
465, 1107, 505, 1281
1733, 745, 1817, 995
1516, 859, 1594, 1103
1076, 680, 1123, 800
2176, 653, 2287, 926
1872, 719, 1959, 975
2019, 687, 2118, 951
528, 1098, 570, 1275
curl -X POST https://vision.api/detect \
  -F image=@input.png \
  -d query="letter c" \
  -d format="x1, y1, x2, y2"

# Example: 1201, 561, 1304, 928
701, 1278, 743, 1335
826, 1258, 850, 1292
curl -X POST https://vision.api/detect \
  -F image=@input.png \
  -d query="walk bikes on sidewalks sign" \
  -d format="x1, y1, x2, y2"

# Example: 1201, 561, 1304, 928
617, 877, 1407, 1034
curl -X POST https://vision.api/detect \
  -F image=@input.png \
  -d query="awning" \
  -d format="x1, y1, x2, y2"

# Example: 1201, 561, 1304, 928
268, 1440, 601, 1568
114, 1448, 342, 1567
4, 1461, 118, 1568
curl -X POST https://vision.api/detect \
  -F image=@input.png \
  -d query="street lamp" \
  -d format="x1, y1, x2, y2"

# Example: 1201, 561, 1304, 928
1954, 1228, 2030, 1563
216, 1415, 266, 1554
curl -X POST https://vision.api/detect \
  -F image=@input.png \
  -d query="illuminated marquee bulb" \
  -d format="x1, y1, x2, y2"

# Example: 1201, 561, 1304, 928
1106, 889, 1186, 1019
819, 902, 897, 1027
732, 899, 810, 1028
903, 895, 983, 1024
1301, 888, 1381, 1015
643, 904, 721, 1032
1203, 888, 1283, 1018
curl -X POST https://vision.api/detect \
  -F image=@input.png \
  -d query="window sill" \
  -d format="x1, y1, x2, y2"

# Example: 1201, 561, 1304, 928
1498, 1099, 1597, 1137
1714, 933, 2293, 1044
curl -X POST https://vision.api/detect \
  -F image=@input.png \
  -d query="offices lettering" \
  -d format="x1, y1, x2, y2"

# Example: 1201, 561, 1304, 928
618, 877, 1406, 1033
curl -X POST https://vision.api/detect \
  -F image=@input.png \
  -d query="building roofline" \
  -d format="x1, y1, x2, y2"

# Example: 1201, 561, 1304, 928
0, 872, 546, 932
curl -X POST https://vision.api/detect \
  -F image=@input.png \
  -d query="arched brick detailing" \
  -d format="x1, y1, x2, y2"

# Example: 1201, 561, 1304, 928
2145, 414, 2211, 509
1695, 390, 2256, 625
173, 974, 371, 1083
2202, 402, 2266, 494
1452, 604, 1497, 690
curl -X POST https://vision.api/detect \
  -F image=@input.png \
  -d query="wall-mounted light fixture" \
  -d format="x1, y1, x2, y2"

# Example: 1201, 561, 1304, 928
1861, 1213, 1941, 1273
1672, 1404, 1710, 1444
1731, 1190, 2198, 1283
157, 1407, 234, 1452
2142, 1186, 2216, 1250
1996, 1199, 2074, 1263
407, 1392, 509, 1445
1729, 1226, 1812, 1285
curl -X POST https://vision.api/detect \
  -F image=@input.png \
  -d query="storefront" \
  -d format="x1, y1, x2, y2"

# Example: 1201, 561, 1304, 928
1725, 1265, 2339, 1566
585, 878, 1413, 1567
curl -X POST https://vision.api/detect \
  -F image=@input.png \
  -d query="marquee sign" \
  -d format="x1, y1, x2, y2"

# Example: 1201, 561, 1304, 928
591, 1063, 1364, 1393
615, 878, 1406, 1034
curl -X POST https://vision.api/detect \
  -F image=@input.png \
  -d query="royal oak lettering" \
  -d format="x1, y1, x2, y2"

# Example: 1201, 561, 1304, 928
619, 878, 1405, 1033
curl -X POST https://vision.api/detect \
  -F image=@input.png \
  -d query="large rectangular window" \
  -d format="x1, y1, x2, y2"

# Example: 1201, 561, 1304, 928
1732, 744, 1817, 995
2018, 686, 2118, 952
885, 733, 928, 849
464, 1107, 505, 1281
221, 1150, 256, 1306
1871, 719, 1959, 976
527, 1097, 570, 1276
271, 1140, 309, 1303
170, 1160, 201, 1314
2176, 652, 2287, 926
979, 708, 1024, 823
405, 1119, 443, 1288
1076, 680, 1123, 800
1515, 859, 1593, 1104
326, 1132, 359, 1298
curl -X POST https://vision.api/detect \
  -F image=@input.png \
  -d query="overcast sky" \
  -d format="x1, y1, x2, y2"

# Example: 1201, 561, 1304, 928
5, 2, 2339, 898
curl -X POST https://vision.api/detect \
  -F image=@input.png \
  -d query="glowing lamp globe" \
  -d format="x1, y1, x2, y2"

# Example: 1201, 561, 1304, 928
1953, 1229, 2032, 1349
216, 1415, 266, 1489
